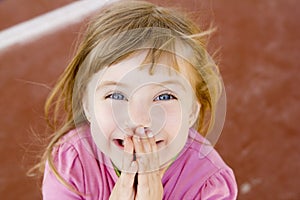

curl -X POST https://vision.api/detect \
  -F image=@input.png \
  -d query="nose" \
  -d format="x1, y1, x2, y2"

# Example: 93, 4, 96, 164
128, 97, 152, 128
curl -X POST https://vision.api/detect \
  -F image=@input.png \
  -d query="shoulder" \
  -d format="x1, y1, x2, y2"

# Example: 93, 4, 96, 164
49, 124, 95, 167
43, 125, 94, 192
185, 129, 232, 171
163, 128, 238, 199
188, 129, 238, 199
43, 124, 115, 199
42, 126, 89, 199
50, 123, 113, 174
52, 123, 109, 163
198, 168, 237, 199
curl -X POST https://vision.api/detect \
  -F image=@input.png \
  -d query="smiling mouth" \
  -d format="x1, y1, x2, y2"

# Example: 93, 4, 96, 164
113, 139, 125, 149
113, 139, 164, 149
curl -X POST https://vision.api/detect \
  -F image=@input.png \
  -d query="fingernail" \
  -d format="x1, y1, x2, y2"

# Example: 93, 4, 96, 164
136, 127, 145, 135
148, 131, 154, 138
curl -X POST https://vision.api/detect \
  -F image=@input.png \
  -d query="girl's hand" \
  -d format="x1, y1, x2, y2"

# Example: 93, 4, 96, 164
109, 137, 137, 200
133, 127, 164, 200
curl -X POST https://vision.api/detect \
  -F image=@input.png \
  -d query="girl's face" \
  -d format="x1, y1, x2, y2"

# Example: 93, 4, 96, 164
83, 51, 200, 171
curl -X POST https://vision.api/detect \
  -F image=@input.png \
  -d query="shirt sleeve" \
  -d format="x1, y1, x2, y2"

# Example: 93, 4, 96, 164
199, 168, 238, 200
42, 143, 85, 200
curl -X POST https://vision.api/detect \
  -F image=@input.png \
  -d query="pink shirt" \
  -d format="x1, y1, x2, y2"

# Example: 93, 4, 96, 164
42, 125, 237, 199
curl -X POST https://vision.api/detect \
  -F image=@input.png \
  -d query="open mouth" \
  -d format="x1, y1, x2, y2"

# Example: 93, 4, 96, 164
113, 139, 125, 149
113, 139, 164, 149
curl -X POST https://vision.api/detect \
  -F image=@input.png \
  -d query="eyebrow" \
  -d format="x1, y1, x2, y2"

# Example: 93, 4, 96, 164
158, 80, 187, 91
96, 80, 187, 91
96, 81, 127, 90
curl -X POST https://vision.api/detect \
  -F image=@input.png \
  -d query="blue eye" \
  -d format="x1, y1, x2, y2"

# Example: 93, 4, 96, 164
154, 93, 177, 101
105, 92, 126, 100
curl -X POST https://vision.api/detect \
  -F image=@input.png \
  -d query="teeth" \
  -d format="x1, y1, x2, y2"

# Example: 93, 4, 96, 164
121, 140, 124, 146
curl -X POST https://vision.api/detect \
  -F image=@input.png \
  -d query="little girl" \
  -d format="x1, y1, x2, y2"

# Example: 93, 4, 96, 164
38, 1, 237, 199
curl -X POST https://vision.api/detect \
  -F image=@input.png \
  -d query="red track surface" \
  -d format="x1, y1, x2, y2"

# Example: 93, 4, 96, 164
0, 0, 299, 199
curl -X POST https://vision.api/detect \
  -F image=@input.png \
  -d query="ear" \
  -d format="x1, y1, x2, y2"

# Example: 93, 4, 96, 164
82, 94, 91, 122
189, 101, 201, 127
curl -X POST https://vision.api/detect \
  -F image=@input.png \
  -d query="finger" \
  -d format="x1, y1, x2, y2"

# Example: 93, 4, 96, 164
123, 136, 134, 154
137, 172, 148, 187
141, 137, 152, 153
120, 137, 137, 187
145, 129, 157, 152
134, 128, 162, 173
134, 127, 152, 153
133, 127, 145, 154
110, 136, 137, 200
137, 172, 162, 194
119, 161, 138, 187
141, 165, 162, 183
122, 137, 137, 174
145, 129, 160, 169
133, 131, 151, 173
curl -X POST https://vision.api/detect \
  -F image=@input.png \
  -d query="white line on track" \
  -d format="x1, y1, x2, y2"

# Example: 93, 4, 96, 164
0, 0, 114, 51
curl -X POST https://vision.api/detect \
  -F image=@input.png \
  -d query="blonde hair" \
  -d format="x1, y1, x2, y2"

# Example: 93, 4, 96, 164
33, 0, 221, 193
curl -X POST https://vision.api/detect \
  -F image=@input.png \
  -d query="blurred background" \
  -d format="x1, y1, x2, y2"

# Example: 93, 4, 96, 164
0, 0, 299, 199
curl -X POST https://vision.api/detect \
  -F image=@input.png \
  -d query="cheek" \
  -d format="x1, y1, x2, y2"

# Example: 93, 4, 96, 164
93, 102, 116, 139
161, 102, 189, 138
164, 105, 181, 124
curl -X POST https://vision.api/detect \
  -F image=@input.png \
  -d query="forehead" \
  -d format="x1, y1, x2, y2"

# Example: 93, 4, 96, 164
92, 51, 193, 88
